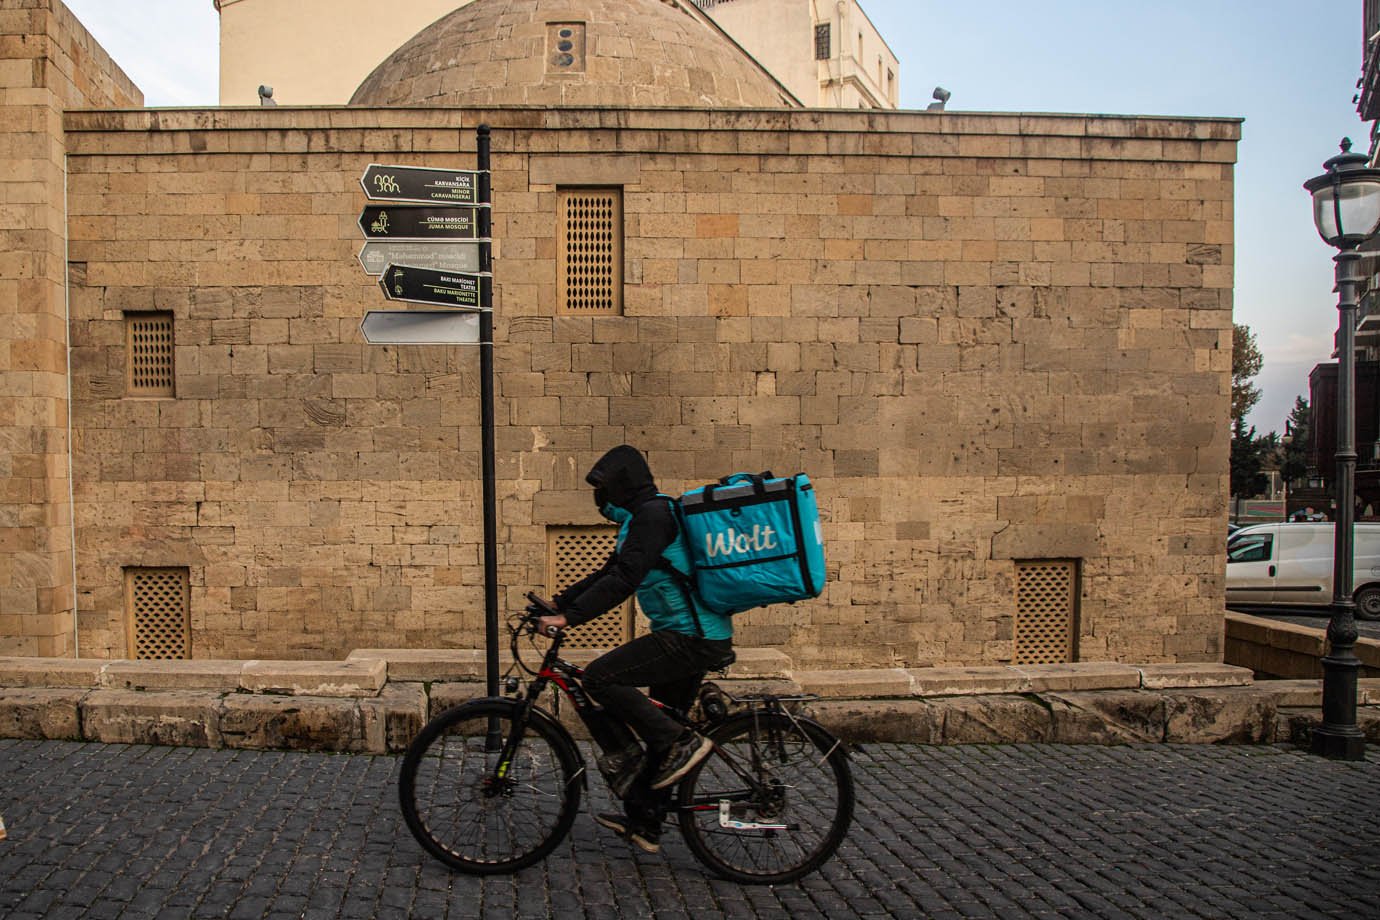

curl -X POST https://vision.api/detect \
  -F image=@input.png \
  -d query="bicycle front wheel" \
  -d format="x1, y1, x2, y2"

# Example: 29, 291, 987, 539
676, 710, 854, 885
398, 699, 583, 874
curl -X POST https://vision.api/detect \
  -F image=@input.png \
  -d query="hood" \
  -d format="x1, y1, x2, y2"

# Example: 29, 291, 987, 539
586, 444, 657, 513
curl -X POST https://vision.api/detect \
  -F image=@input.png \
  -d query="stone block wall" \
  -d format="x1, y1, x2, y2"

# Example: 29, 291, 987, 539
0, 0, 139, 656
58, 106, 1237, 667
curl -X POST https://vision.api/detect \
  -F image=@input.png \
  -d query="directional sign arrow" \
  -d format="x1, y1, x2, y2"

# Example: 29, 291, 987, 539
360, 310, 481, 345
358, 205, 481, 241
358, 241, 481, 276
361, 164, 487, 205
380, 264, 487, 310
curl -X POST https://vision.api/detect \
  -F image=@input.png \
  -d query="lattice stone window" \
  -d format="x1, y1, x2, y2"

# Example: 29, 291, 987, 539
547, 526, 640, 649
126, 312, 175, 396
125, 567, 190, 660
1013, 560, 1079, 665
557, 188, 623, 315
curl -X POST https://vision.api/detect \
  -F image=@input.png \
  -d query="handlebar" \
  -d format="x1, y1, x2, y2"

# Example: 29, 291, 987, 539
522, 592, 563, 638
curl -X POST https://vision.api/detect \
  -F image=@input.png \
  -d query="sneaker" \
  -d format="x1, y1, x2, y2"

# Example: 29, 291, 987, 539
594, 812, 661, 855
649, 732, 713, 790
596, 745, 645, 800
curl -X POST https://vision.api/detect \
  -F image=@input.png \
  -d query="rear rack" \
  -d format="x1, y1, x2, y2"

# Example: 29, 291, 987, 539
728, 693, 819, 704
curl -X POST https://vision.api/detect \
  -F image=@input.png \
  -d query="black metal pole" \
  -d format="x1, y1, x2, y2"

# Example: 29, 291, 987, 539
477, 124, 499, 702
1313, 246, 1366, 760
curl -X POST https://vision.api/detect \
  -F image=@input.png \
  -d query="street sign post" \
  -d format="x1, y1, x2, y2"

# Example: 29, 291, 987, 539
355, 132, 501, 705
361, 164, 485, 205
358, 241, 481, 276
358, 205, 482, 240
380, 265, 486, 310
359, 310, 481, 345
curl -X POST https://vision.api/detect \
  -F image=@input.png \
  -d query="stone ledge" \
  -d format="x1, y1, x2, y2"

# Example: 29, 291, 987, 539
0, 656, 387, 697
240, 660, 386, 698
1138, 663, 1255, 689
0, 677, 1376, 753
0, 656, 1252, 699
101, 660, 244, 692
0, 658, 105, 688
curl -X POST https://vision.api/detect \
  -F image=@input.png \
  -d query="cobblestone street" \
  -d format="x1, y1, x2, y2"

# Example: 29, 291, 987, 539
2, 740, 1378, 918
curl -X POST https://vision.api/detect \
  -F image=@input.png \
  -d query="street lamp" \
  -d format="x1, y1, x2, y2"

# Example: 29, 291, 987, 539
1303, 137, 1380, 760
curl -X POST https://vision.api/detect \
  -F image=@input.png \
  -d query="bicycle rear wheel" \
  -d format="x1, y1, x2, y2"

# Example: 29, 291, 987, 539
398, 698, 582, 874
676, 710, 854, 885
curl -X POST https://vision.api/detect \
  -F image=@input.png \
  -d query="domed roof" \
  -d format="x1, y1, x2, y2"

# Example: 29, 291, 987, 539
350, 0, 793, 108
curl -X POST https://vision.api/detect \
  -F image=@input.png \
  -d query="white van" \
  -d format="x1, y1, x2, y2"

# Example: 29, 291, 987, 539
1225, 522, 1380, 620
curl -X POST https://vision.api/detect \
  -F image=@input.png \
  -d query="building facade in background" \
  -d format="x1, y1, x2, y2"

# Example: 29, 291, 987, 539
1302, 2, 1380, 517
692, 0, 898, 108
3, 0, 1236, 670
216, 0, 895, 109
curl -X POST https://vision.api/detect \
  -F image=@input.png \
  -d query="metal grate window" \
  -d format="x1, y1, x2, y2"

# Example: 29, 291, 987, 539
126, 312, 175, 396
557, 188, 622, 315
125, 567, 190, 660
1013, 560, 1078, 665
548, 527, 639, 649
814, 23, 830, 60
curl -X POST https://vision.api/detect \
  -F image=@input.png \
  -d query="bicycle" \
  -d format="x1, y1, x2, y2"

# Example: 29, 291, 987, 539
397, 592, 855, 884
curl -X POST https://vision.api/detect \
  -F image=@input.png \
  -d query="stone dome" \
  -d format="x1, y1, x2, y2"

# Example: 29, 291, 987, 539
350, 0, 793, 108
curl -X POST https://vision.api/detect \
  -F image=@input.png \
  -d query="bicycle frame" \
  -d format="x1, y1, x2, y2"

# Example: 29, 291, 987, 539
503, 617, 785, 809
398, 602, 854, 882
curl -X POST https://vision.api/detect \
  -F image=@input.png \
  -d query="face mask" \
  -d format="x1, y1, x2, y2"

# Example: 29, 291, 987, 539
601, 503, 629, 524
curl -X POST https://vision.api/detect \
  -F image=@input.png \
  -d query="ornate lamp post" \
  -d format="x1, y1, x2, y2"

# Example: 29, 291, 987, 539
1303, 138, 1380, 760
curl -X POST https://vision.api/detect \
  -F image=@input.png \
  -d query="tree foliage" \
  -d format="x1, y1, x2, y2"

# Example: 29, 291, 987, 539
1280, 395, 1311, 485
1230, 415, 1269, 498
1231, 323, 1263, 423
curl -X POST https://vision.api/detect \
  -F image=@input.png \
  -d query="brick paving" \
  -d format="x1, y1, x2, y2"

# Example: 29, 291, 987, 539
1, 740, 1378, 919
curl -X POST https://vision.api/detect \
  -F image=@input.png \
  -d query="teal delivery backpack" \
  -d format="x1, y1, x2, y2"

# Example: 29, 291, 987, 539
675, 472, 826, 615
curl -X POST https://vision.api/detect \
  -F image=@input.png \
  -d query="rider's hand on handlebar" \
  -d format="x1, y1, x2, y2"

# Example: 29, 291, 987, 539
536, 614, 566, 638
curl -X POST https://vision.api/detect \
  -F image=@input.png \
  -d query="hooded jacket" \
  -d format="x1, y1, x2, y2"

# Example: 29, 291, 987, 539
555, 445, 731, 641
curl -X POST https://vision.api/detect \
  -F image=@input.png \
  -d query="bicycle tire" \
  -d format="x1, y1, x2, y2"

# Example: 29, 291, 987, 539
675, 710, 853, 885
398, 698, 583, 874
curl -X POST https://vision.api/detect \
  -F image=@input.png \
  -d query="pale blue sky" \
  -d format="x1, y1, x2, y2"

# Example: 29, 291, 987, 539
61, 0, 1366, 437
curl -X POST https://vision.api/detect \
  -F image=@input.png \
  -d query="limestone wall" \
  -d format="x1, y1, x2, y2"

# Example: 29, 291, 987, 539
0, 0, 139, 656
59, 106, 1237, 667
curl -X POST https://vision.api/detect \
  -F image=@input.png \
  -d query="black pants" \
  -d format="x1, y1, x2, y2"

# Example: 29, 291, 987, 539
583, 630, 733, 750
583, 630, 733, 827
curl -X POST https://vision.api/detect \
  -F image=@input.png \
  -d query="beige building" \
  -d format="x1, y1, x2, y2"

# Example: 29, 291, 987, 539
216, 0, 896, 109
3, 0, 1237, 670
216, 0, 467, 106
693, 0, 899, 108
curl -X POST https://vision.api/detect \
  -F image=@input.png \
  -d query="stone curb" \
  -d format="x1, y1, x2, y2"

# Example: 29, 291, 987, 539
1225, 611, 1380, 678
3, 651, 1377, 754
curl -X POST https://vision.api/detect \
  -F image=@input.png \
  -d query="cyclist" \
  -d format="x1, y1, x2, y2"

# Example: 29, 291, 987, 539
537, 444, 734, 854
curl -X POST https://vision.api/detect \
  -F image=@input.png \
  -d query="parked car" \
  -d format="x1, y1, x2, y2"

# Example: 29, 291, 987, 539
1226, 522, 1380, 620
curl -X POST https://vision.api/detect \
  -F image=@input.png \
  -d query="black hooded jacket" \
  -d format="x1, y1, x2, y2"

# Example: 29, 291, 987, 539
554, 445, 679, 626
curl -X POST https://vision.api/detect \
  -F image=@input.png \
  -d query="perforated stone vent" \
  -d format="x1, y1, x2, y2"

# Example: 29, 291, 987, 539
1014, 560, 1078, 665
557, 189, 622, 315
548, 527, 638, 649
126, 312, 175, 396
125, 567, 190, 660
